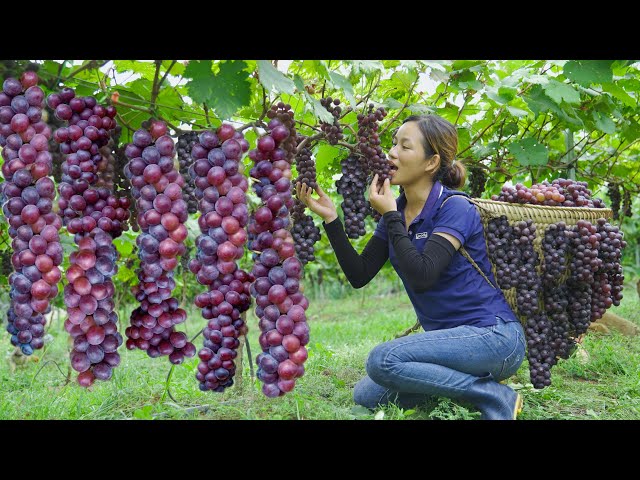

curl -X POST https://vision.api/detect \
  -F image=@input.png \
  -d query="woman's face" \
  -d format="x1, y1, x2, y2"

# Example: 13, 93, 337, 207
388, 121, 438, 187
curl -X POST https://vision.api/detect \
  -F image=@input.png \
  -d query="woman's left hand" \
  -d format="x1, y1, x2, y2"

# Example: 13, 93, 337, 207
368, 174, 397, 215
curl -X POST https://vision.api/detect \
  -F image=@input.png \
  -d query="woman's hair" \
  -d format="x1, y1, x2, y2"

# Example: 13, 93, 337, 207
402, 114, 467, 189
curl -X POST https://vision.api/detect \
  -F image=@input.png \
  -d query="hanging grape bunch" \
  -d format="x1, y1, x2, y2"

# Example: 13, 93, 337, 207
356, 104, 389, 221
607, 182, 621, 220
291, 136, 321, 265
485, 216, 520, 290
622, 187, 632, 217
42, 102, 65, 184
0, 72, 61, 357
319, 97, 343, 145
186, 124, 254, 393
335, 154, 369, 239
48, 87, 131, 386
247, 102, 311, 398
123, 120, 196, 365
177, 131, 200, 214
468, 165, 487, 198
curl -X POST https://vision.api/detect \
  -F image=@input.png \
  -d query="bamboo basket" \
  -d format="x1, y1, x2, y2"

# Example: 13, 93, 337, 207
468, 198, 614, 325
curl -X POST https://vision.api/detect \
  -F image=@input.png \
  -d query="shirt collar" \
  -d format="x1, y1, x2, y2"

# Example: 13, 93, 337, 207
397, 181, 443, 223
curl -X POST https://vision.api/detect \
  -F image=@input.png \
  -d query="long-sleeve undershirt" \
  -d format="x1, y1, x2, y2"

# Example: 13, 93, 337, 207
322, 211, 457, 292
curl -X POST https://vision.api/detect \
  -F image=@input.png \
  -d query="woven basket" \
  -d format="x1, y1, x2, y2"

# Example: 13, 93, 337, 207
468, 198, 614, 325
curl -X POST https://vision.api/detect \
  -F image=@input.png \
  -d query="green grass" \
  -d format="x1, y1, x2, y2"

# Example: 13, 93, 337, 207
1, 282, 639, 420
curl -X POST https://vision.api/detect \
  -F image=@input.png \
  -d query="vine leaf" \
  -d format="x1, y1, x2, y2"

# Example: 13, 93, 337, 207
543, 80, 581, 105
257, 60, 296, 96
328, 71, 356, 108
508, 138, 549, 166
184, 60, 251, 119
563, 60, 614, 86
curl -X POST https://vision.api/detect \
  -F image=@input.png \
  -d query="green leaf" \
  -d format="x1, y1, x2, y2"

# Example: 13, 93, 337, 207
601, 82, 636, 108
592, 111, 616, 134
503, 122, 519, 136
563, 60, 614, 86
498, 85, 518, 101
314, 144, 342, 172
303, 92, 335, 124
133, 405, 154, 420
328, 71, 356, 108
112, 236, 134, 257
452, 60, 485, 70
350, 405, 373, 418
390, 70, 418, 89
257, 60, 296, 95
293, 74, 305, 93
543, 80, 581, 104
430, 68, 449, 84
184, 60, 251, 120
611, 165, 632, 178
183, 60, 214, 103
508, 138, 549, 166
622, 121, 640, 142
351, 60, 384, 73
408, 103, 434, 115
506, 106, 530, 118
457, 127, 471, 154
382, 98, 403, 110
115, 60, 157, 80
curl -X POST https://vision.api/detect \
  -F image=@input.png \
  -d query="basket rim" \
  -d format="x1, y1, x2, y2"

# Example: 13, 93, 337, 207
471, 197, 613, 216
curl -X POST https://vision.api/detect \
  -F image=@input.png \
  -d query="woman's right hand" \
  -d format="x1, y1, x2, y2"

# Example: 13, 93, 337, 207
296, 182, 338, 223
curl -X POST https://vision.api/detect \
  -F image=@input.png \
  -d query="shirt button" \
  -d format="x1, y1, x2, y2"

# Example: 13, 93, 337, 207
409, 230, 413, 235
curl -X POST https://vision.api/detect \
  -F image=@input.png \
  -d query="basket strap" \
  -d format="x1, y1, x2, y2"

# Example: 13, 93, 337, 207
440, 194, 497, 290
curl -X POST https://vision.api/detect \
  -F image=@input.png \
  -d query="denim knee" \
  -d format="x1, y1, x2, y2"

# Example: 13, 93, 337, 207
366, 343, 392, 385
353, 376, 381, 409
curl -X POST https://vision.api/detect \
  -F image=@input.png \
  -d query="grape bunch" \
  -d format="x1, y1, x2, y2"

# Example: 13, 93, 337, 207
293, 138, 317, 190
123, 120, 196, 364
48, 87, 131, 386
594, 219, 625, 311
0, 73, 62, 356
357, 104, 390, 185
247, 103, 311, 397
622, 188, 632, 218
541, 222, 569, 287
291, 138, 321, 265
186, 124, 254, 392
319, 97, 343, 145
523, 311, 556, 389
110, 126, 138, 231
607, 182, 621, 220
468, 166, 487, 198
485, 215, 520, 290
543, 284, 575, 361
335, 155, 369, 239
177, 131, 200, 214
290, 199, 321, 266
513, 220, 540, 317
42, 104, 65, 184
492, 179, 606, 208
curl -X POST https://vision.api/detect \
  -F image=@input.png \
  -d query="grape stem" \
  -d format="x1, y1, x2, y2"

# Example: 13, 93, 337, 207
379, 77, 419, 137
30, 360, 70, 386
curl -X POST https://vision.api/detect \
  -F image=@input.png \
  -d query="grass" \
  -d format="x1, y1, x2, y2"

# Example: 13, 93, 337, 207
1, 281, 639, 420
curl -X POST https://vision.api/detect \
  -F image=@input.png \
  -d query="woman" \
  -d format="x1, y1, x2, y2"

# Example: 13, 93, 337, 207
296, 114, 526, 420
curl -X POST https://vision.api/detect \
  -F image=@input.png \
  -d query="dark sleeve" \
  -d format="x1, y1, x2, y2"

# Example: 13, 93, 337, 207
322, 217, 389, 289
383, 210, 457, 293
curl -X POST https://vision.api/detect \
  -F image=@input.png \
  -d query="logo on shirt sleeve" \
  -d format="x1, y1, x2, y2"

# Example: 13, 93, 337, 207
415, 232, 429, 239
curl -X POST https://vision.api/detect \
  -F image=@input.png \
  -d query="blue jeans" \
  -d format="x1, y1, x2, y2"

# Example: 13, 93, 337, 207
353, 316, 526, 420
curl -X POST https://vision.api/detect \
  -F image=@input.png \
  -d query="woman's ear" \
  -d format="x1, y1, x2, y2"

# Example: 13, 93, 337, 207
424, 154, 441, 175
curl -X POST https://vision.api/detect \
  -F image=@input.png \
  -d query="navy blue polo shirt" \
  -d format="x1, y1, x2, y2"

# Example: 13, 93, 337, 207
373, 181, 518, 331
